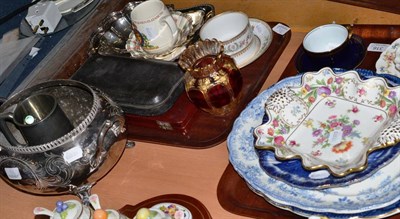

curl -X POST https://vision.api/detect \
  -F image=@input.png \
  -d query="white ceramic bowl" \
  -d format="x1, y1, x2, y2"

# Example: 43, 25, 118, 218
200, 11, 253, 56
303, 23, 350, 55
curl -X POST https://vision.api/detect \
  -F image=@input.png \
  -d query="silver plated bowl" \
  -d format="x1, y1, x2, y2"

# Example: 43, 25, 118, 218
0, 80, 125, 195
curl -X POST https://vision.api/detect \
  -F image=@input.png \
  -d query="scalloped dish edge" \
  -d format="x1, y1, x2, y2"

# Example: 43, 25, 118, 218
254, 67, 400, 177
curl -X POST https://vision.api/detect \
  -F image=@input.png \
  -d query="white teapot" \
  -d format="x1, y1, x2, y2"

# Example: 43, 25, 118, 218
33, 200, 92, 219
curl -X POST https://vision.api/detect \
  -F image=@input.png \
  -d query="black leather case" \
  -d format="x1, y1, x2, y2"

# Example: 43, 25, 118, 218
71, 55, 184, 116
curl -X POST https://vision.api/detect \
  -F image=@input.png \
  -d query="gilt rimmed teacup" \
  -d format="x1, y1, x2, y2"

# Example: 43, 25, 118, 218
130, 0, 179, 54
303, 23, 352, 57
199, 11, 254, 56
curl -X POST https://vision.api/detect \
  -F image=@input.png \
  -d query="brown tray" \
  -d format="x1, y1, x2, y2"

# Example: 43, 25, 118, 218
125, 22, 291, 148
217, 24, 400, 218
119, 194, 212, 219
17, 0, 291, 148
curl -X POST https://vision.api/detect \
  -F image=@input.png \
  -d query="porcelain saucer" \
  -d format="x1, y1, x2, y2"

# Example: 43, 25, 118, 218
295, 35, 365, 72
125, 12, 193, 61
376, 38, 400, 77
234, 18, 273, 68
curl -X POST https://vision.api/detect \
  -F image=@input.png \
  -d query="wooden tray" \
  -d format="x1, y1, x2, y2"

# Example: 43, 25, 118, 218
15, 0, 291, 148
328, 0, 400, 15
125, 22, 291, 148
119, 194, 212, 219
217, 25, 400, 218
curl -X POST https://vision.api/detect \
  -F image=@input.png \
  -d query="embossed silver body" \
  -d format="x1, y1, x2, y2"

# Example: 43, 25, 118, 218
0, 80, 125, 195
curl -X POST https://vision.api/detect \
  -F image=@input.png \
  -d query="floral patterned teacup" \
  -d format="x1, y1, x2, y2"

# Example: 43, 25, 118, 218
130, 0, 179, 54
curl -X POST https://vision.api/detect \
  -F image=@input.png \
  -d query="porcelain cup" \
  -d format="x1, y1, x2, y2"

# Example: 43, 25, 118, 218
130, 0, 179, 54
303, 23, 352, 57
199, 11, 254, 56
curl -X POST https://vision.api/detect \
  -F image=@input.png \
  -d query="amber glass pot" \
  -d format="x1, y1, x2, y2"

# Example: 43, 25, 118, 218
178, 39, 243, 116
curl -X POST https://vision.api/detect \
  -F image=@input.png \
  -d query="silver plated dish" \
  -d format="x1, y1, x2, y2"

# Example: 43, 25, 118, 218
89, 2, 215, 61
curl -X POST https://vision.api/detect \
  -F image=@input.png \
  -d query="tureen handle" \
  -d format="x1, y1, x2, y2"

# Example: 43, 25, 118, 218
0, 112, 23, 146
92, 115, 125, 168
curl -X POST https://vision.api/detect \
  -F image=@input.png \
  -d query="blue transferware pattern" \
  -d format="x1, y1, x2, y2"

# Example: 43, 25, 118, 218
256, 68, 400, 189
247, 182, 400, 219
227, 68, 400, 216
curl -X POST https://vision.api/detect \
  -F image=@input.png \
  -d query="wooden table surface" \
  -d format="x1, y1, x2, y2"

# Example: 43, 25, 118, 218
1, 30, 396, 219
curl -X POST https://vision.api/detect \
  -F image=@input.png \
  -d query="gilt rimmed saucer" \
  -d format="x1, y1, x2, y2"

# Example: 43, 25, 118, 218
234, 18, 273, 68
376, 38, 400, 77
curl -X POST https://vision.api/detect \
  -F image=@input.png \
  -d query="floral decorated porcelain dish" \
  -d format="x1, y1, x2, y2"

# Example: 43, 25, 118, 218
254, 67, 400, 177
227, 71, 400, 217
151, 203, 192, 219
257, 68, 400, 189
376, 38, 400, 77
133, 202, 192, 219
257, 127, 400, 189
